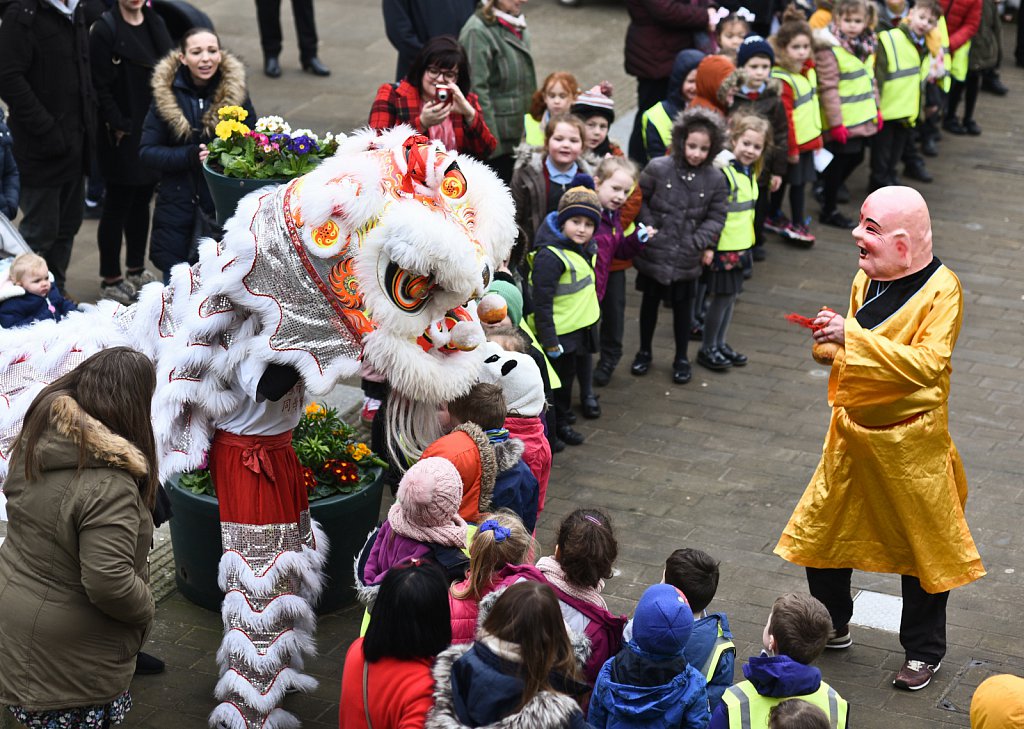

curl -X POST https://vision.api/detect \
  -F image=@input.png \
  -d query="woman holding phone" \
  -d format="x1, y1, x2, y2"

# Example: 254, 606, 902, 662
368, 34, 496, 160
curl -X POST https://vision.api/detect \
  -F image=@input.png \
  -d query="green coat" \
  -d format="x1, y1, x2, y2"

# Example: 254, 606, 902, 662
0, 395, 155, 711
459, 10, 536, 158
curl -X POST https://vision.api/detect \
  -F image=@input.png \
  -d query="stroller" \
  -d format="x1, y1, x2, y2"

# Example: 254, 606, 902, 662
0, 213, 30, 261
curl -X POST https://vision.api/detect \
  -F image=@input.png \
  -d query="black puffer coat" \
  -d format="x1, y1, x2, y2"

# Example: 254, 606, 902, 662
90, 5, 173, 185
635, 107, 728, 285
0, 0, 97, 186
139, 52, 253, 273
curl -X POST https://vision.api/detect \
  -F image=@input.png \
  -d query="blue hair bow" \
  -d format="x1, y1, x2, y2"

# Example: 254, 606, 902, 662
479, 519, 511, 542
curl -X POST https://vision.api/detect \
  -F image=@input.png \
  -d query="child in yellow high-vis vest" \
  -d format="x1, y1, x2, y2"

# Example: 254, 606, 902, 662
522, 71, 579, 148
708, 593, 849, 729
868, 0, 938, 190
766, 8, 823, 246
813, 0, 880, 229
527, 182, 602, 447
700, 114, 769, 373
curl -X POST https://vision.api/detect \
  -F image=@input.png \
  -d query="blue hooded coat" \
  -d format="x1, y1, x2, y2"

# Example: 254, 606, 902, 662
641, 49, 705, 163
590, 641, 710, 729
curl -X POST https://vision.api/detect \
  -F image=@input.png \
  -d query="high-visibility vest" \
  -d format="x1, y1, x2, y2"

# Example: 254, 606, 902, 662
831, 46, 878, 129
640, 101, 674, 154
719, 165, 757, 252
522, 113, 545, 147
878, 28, 925, 122
527, 246, 600, 335
772, 66, 822, 145
722, 680, 849, 729
699, 621, 736, 683
949, 39, 971, 82
935, 16, 953, 91
522, 320, 562, 389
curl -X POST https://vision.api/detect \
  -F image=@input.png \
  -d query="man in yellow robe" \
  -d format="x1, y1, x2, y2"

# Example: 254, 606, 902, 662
775, 186, 985, 692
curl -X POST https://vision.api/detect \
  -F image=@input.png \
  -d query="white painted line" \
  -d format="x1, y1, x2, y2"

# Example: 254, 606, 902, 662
851, 589, 903, 633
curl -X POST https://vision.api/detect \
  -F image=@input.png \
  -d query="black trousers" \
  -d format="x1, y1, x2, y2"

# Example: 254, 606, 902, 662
597, 269, 626, 374
821, 143, 865, 214
948, 71, 981, 122
19, 177, 85, 291
256, 0, 318, 60
628, 77, 669, 161
97, 183, 155, 280
806, 567, 949, 664
552, 347, 593, 427
869, 121, 910, 189
639, 285, 694, 363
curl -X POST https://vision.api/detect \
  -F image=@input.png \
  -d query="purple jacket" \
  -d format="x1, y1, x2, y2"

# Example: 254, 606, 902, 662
550, 585, 629, 685
362, 521, 432, 586
593, 208, 645, 301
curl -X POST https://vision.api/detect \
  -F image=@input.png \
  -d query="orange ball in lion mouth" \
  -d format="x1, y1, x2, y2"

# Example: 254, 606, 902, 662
812, 341, 842, 365
477, 292, 508, 325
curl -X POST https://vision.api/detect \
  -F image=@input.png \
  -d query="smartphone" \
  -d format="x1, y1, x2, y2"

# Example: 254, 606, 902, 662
435, 86, 451, 104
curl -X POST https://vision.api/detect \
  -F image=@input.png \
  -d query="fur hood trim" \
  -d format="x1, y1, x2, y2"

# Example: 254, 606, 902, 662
493, 437, 525, 474
670, 106, 726, 166
425, 643, 583, 729
721, 69, 783, 99
150, 50, 248, 141
49, 395, 148, 478
454, 422, 497, 513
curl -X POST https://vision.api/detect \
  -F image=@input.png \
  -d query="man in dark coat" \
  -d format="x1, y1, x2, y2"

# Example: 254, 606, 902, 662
0, 0, 97, 291
382, 0, 476, 81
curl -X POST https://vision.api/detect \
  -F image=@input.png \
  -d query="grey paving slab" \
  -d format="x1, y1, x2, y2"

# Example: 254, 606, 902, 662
1, 1, 1022, 727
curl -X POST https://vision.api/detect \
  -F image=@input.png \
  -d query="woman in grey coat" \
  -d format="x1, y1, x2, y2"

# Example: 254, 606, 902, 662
632, 107, 728, 385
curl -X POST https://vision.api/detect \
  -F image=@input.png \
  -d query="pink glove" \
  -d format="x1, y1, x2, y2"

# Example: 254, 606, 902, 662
831, 125, 849, 145
876, 111, 884, 131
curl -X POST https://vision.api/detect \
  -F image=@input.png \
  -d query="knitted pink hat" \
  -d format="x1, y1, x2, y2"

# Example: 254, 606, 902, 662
388, 457, 468, 547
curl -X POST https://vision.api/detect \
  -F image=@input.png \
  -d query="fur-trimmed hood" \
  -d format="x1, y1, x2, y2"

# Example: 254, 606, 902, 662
720, 69, 783, 102
670, 106, 726, 166
149, 50, 248, 141
453, 422, 498, 515
40, 395, 148, 478
492, 436, 525, 474
813, 26, 842, 50
425, 642, 586, 729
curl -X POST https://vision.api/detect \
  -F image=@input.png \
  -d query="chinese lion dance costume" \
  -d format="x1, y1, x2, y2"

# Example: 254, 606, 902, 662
0, 126, 516, 728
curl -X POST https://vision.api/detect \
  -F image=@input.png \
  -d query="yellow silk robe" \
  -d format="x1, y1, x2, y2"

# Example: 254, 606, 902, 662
775, 264, 985, 593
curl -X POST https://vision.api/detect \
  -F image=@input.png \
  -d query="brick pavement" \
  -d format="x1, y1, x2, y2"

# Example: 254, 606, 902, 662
2, 1, 1023, 726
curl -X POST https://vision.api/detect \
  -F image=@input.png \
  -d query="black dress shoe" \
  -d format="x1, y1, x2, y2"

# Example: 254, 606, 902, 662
135, 652, 165, 675
981, 74, 1008, 96
820, 209, 856, 229
920, 137, 938, 157
943, 117, 967, 135
556, 425, 585, 446
580, 395, 601, 419
264, 56, 281, 78
302, 57, 331, 76
564, 411, 577, 425
903, 163, 933, 183
963, 118, 982, 136
672, 359, 692, 384
719, 343, 748, 366
592, 366, 612, 387
697, 347, 732, 371
552, 438, 566, 453
630, 350, 652, 376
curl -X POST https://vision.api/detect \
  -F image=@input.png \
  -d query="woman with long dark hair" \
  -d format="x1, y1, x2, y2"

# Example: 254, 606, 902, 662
0, 347, 159, 727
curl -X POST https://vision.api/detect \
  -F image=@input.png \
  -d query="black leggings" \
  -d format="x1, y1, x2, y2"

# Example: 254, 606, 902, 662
552, 348, 594, 425
771, 181, 806, 225
702, 292, 736, 351
639, 287, 694, 362
821, 144, 865, 214
97, 183, 155, 280
947, 70, 981, 122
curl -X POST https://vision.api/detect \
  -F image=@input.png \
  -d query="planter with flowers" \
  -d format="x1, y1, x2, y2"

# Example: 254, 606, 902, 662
202, 106, 341, 225
166, 403, 387, 614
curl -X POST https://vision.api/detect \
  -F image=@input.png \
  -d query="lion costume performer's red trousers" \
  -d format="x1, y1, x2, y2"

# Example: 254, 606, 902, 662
208, 429, 328, 728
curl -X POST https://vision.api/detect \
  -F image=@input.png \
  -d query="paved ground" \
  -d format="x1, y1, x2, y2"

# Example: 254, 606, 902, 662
3, 0, 1023, 726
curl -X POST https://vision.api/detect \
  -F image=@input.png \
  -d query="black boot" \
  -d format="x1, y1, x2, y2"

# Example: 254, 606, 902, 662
264, 56, 282, 78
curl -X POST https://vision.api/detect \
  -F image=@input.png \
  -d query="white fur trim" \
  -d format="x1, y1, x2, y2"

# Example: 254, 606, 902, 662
220, 590, 317, 635
209, 704, 301, 729
216, 628, 317, 676
214, 667, 319, 714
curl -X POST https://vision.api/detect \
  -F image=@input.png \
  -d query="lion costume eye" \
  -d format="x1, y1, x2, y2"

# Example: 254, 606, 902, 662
383, 260, 433, 313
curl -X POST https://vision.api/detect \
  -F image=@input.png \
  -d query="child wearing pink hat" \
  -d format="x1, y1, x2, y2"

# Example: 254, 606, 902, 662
354, 456, 470, 607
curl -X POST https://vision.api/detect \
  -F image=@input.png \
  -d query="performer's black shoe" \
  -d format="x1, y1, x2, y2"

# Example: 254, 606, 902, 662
264, 56, 282, 78
302, 57, 331, 76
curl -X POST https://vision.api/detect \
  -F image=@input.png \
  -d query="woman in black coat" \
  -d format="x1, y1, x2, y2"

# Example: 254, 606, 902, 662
91, 0, 173, 304
139, 27, 253, 279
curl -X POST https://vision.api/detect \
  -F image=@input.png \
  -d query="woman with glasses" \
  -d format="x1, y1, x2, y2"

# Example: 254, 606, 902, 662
368, 34, 496, 161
